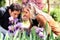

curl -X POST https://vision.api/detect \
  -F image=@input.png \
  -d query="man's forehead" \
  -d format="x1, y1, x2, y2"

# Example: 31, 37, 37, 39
12, 10, 20, 12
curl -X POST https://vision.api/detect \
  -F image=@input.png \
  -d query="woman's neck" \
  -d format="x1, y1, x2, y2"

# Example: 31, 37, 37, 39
22, 20, 30, 29
22, 20, 30, 24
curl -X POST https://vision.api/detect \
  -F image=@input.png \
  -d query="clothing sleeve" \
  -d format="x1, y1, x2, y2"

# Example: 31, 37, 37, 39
0, 10, 3, 25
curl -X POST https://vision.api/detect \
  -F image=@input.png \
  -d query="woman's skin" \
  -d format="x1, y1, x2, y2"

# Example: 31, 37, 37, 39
21, 7, 31, 29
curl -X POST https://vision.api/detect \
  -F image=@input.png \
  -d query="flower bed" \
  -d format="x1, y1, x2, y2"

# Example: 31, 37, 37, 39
0, 22, 60, 40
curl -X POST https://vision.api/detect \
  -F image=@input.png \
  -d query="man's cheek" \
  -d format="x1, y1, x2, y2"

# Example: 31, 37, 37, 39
10, 13, 14, 17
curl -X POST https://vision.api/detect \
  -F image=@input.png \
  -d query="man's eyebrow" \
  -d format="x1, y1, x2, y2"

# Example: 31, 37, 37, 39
27, 8, 29, 11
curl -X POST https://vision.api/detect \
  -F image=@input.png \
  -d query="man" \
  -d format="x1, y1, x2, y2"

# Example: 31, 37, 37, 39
0, 3, 21, 35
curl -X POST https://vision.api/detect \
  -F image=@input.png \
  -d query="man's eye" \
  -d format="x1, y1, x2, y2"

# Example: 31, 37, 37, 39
14, 13, 16, 15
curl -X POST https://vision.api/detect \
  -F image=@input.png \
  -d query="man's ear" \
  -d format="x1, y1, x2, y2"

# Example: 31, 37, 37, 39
9, 9, 11, 14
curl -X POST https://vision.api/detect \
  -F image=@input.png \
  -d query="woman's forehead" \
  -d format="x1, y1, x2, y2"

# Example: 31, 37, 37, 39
22, 7, 30, 12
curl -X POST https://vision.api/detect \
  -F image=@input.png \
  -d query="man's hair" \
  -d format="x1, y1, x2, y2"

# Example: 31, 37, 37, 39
9, 3, 21, 12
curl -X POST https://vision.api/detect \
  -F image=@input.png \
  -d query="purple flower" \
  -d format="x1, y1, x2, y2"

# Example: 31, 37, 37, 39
13, 18, 18, 24
14, 22, 23, 30
8, 26, 14, 33
36, 27, 44, 34
8, 26, 12, 30
9, 16, 14, 21
36, 28, 40, 34
39, 27, 44, 32
9, 16, 18, 24
9, 16, 14, 24
8, 26, 13, 33
38, 32, 44, 38
8, 30, 14, 33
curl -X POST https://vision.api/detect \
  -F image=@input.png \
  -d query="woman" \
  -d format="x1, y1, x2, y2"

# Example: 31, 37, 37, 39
27, 3, 60, 36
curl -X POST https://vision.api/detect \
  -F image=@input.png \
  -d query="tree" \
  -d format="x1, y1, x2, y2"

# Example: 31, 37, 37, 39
47, 0, 50, 14
0, 0, 6, 7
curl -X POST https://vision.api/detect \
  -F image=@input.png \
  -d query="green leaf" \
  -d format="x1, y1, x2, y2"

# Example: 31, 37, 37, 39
4, 33, 10, 40
43, 22, 48, 40
17, 30, 21, 40
49, 31, 54, 40
13, 29, 20, 40
31, 27, 37, 40
30, 33, 33, 40
0, 32, 4, 40
21, 30, 26, 40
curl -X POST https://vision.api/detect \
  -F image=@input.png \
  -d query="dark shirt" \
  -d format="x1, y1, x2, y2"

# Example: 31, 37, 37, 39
32, 19, 38, 26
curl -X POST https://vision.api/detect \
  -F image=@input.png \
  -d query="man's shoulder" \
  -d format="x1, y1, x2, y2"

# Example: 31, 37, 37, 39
0, 7, 6, 17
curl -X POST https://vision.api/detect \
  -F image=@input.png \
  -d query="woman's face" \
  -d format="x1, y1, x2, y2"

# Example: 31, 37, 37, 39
22, 7, 30, 21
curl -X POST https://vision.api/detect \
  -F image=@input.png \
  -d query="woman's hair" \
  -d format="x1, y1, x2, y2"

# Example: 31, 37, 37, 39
22, 6, 30, 12
8, 3, 22, 12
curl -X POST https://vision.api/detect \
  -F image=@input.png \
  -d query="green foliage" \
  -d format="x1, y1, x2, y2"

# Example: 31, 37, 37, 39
17, 0, 22, 5
42, 8, 48, 13
0, 0, 6, 7
43, 7, 60, 22
43, 22, 48, 40
55, 36, 60, 40
3, 28, 41, 40
0, 32, 3, 40
1, 22, 60, 40
50, 7, 60, 22
4, 33, 11, 40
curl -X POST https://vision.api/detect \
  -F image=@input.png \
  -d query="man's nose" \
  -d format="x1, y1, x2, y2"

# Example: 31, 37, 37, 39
15, 15, 18, 18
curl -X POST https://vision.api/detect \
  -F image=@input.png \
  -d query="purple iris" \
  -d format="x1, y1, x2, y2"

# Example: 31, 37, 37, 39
8, 26, 14, 33
36, 27, 44, 34
9, 16, 14, 21
8, 26, 12, 30
35, 27, 44, 39
13, 18, 18, 24
9, 16, 18, 25
38, 32, 44, 39
14, 22, 23, 30
8, 30, 14, 33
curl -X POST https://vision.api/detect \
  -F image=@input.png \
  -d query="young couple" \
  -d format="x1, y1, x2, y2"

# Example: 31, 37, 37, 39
0, 3, 60, 36
0, 3, 38, 35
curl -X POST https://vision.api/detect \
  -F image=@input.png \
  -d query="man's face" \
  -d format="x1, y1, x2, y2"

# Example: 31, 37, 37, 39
22, 7, 30, 21
9, 10, 20, 18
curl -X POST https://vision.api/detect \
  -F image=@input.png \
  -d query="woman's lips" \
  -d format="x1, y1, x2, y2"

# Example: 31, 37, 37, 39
23, 15, 27, 18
